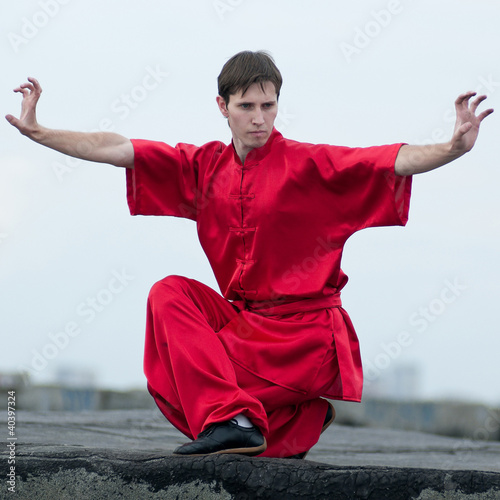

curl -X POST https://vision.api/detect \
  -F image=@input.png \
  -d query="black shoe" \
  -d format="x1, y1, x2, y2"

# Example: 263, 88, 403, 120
173, 420, 267, 457
322, 401, 335, 433
285, 401, 335, 459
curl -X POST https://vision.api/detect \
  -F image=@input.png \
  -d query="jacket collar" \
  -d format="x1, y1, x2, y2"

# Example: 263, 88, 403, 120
231, 128, 282, 166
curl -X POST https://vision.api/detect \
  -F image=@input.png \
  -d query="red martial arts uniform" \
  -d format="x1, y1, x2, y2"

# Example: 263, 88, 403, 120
126, 129, 411, 457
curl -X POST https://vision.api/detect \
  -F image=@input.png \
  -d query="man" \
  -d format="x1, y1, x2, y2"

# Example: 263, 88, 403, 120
6, 51, 493, 458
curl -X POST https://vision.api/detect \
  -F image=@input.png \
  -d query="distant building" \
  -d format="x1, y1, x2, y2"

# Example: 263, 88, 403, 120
363, 363, 420, 400
0, 371, 30, 388
54, 366, 97, 388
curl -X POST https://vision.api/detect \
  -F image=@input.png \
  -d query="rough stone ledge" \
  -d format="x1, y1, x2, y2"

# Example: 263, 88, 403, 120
13, 449, 500, 500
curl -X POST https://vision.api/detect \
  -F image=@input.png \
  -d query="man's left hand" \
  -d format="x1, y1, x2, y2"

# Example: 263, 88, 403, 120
450, 91, 494, 155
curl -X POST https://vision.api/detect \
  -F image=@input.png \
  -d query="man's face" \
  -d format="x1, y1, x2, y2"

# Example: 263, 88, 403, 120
217, 81, 278, 162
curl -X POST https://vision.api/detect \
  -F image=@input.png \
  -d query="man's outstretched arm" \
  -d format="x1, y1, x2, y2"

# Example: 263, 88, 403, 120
394, 91, 494, 176
5, 77, 134, 169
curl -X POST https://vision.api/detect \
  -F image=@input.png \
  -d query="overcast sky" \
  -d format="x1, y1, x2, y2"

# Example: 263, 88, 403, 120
1, 0, 499, 406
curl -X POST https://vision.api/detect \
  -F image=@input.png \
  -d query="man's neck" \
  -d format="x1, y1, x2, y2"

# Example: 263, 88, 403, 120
233, 139, 251, 165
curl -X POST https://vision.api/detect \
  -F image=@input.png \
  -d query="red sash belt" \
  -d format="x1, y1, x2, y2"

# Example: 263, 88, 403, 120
233, 292, 342, 317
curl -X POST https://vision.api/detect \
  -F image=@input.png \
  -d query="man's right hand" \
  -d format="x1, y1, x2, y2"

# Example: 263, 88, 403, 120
5, 77, 42, 138
5, 77, 134, 168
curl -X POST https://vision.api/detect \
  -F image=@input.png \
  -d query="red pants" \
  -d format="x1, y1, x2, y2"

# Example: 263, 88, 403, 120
144, 275, 339, 457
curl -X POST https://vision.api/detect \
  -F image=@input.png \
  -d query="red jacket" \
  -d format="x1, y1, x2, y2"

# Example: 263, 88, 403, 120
127, 129, 411, 402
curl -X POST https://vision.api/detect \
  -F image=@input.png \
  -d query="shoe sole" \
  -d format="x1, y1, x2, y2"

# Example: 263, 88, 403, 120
173, 438, 267, 457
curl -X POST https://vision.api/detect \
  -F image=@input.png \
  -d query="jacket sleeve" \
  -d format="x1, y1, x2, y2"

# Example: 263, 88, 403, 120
126, 139, 221, 221
320, 142, 412, 235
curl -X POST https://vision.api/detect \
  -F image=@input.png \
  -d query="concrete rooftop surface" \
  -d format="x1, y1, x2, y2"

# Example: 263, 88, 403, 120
6, 409, 500, 499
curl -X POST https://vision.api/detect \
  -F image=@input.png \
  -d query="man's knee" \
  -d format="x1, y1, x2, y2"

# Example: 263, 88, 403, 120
149, 275, 191, 302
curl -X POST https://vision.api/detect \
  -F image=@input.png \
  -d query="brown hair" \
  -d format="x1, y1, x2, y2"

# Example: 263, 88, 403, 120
217, 50, 283, 104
